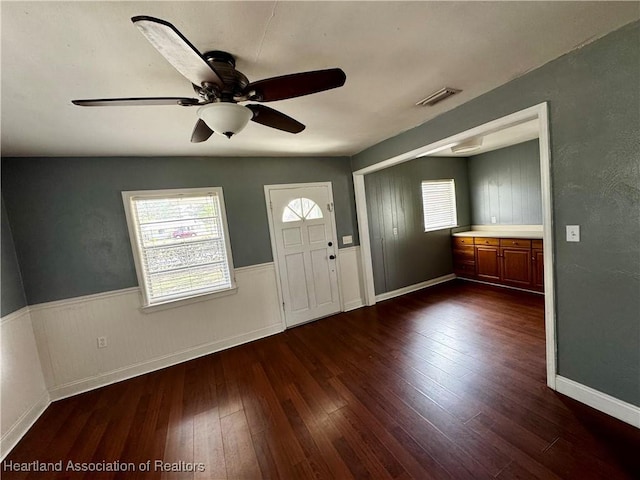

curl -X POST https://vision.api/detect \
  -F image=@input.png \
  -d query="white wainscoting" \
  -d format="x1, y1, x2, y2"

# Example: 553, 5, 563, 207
338, 246, 365, 311
1, 307, 50, 460
1, 258, 365, 459
29, 263, 284, 401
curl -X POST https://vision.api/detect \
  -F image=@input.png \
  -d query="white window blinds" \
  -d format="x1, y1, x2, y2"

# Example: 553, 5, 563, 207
123, 188, 234, 307
421, 179, 458, 232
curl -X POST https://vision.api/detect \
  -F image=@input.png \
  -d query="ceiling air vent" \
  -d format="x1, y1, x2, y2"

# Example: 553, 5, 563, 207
416, 87, 461, 107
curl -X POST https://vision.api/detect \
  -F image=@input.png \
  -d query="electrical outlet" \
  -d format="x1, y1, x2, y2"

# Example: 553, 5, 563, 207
393, 227, 398, 235
566, 225, 580, 242
97, 336, 107, 349
491, 216, 497, 224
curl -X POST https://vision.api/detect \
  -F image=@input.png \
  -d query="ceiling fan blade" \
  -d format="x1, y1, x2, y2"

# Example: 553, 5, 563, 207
247, 104, 305, 133
131, 16, 223, 88
243, 68, 346, 102
191, 119, 214, 143
72, 97, 200, 107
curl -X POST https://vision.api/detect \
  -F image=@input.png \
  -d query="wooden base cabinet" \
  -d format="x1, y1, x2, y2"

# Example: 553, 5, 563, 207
452, 236, 543, 293
532, 240, 544, 292
500, 238, 532, 288
452, 237, 476, 278
475, 245, 500, 282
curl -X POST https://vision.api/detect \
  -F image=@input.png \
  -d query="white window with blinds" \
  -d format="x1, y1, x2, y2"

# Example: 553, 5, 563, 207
421, 179, 458, 232
122, 187, 235, 309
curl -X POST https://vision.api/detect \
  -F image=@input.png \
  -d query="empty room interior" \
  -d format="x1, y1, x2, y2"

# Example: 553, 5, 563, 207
1, 2, 639, 479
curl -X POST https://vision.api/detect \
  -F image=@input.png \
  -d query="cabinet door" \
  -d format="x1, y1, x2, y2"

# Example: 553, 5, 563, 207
476, 246, 500, 281
501, 247, 532, 287
532, 248, 544, 291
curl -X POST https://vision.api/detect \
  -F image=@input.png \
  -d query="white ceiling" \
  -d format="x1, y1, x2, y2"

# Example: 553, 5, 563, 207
1, 2, 638, 158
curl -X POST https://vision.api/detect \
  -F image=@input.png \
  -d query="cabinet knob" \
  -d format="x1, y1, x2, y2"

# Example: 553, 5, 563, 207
329, 255, 336, 260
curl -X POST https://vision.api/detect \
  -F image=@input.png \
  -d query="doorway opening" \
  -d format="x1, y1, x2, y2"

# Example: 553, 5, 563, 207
352, 103, 556, 389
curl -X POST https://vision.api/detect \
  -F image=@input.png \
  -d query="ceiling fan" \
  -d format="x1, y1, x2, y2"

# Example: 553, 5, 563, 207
72, 16, 346, 142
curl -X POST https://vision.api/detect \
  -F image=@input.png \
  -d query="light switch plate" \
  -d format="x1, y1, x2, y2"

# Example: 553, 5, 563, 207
342, 235, 353, 245
566, 225, 580, 242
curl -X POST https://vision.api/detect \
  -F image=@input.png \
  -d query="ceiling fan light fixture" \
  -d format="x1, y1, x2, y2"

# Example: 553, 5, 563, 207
73, 17, 346, 142
451, 137, 483, 154
196, 103, 253, 138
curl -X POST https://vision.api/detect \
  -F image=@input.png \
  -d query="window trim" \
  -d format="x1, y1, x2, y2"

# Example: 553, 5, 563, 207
421, 179, 458, 232
122, 186, 236, 311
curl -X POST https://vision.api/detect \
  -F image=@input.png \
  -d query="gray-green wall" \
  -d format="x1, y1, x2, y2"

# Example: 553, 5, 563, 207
365, 156, 470, 294
1, 195, 27, 316
468, 140, 542, 225
1, 156, 358, 305
353, 22, 640, 406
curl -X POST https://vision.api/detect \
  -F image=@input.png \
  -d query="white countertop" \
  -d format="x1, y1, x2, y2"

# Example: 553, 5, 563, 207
453, 228, 543, 239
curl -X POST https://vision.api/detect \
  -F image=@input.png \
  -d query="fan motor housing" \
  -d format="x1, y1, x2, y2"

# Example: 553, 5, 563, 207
201, 51, 249, 101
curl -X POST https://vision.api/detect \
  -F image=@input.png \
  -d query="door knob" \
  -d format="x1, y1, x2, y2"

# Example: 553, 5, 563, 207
329, 255, 336, 260
328, 241, 333, 247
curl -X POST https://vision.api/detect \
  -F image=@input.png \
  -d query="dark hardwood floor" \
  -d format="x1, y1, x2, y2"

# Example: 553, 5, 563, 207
3, 280, 639, 479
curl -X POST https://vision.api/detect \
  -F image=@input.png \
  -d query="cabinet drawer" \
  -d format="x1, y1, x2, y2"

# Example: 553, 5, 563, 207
454, 263, 476, 278
500, 238, 531, 248
453, 246, 475, 262
453, 237, 474, 247
532, 239, 543, 249
474, 237, 499, 246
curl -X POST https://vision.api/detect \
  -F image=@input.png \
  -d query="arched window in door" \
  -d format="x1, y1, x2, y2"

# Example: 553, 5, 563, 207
282, 197, 323, 222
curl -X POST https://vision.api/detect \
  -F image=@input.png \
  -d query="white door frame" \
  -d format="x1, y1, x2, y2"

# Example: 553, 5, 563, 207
352, 102, 557, 390
264, 181, 344, 329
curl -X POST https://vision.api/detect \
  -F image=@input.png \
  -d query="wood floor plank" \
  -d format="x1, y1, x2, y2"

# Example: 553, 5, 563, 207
250, 430, 282, 480
542, 436, 638, 480
214, 353, 244, 419
465, 412, 564, 480
277, 397, 335, 479
342, 357, 509, 477
238, 360, 313, 479
160, 366, 195, 480
334, 371, 486, 480
283, 382, 355, 480
219, 410, 261, 479
193, 408, 226, 479
3, 281, 639, 479
90, 382, 145, 466
330, 405, 411, 479
326, 373, 450, 480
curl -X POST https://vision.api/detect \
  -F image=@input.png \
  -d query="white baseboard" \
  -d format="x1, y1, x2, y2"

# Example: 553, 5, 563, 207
0, 392, 50, 460
375, 274, 456, 302
343, 299, 364, 312
456, 276, 544, 295
49, 324, 283, 401
555, 375, 640, 428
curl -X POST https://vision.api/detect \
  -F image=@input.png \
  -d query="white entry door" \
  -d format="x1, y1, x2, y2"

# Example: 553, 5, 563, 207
267, 183, 341, 327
